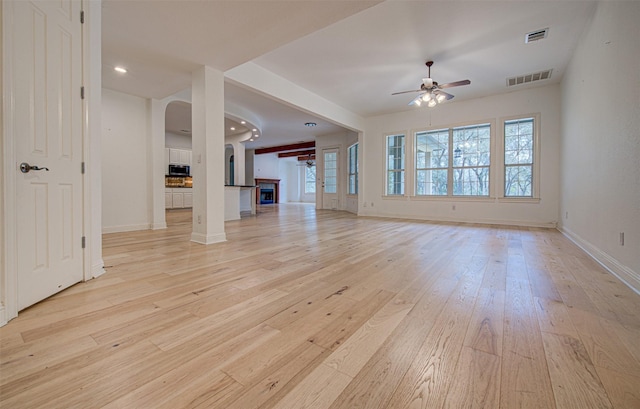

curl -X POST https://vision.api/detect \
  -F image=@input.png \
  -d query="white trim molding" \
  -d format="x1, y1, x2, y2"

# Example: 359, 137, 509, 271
559, 225, 640, 295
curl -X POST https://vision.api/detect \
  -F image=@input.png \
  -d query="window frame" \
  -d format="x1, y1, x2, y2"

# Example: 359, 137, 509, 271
413, 122, 492, 197
384, 133, 406, 196
415, 128, 449, 196
499, 113, 540, 201
304, 164, 316, 194
348, 143, 358, 195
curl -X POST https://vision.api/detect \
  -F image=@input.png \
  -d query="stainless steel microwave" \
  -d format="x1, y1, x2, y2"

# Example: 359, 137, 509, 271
168, 164, 190, 176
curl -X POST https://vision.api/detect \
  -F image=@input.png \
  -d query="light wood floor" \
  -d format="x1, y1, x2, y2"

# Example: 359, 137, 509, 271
1, 204, 639, 408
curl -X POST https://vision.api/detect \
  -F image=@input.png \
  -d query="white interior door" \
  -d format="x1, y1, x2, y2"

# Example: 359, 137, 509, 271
322, 148, 339, 209
11, 0, 84, 310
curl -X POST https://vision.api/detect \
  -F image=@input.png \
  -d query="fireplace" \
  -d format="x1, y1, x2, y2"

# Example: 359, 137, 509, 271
260, 189, 274, 204
255, 178, 280, 204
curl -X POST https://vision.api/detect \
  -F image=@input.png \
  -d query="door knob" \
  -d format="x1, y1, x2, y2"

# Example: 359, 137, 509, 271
20, 162, 49, 173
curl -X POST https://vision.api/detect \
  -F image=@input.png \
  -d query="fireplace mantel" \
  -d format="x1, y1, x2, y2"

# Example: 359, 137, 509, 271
255, 178, 280, 204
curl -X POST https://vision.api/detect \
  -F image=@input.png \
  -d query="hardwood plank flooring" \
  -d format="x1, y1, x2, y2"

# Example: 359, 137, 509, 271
1, 204, 639, 408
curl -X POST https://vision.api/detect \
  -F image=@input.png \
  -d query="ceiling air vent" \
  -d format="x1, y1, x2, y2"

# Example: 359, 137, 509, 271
506, 69, 553, 87
525, 28, 549, 43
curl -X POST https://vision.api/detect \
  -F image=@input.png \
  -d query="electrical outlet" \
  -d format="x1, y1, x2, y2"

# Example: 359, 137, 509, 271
197, 215, 202, 224
363, 202, 367, 207
565, 211, 569, 219
371, 202, 374, 207
197, 154, 202, 164
620, 232, 625, 246
452, 205, 456, 211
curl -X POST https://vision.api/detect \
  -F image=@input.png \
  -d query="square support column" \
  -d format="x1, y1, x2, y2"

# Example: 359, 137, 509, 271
191, 66, 226, 244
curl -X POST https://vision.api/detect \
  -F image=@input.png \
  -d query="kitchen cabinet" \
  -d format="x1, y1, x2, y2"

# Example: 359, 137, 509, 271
179, 150, 191, 166
166, 148, 192, 166
172, 192, 184, 208
165, 188, 193, 209
183, 192, 193, 208
169, 148, 181, 165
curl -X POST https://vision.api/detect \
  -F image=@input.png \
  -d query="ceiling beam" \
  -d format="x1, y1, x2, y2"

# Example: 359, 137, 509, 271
255, 141, 315, 155
277, 149, 315, 158
298, 155, 316, 161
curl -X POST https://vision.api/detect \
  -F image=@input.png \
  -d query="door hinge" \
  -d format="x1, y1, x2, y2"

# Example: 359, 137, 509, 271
81, 86, 85, 99
82, 236, 86, 249
81, 162, 85, 174
80, 10, 85, 24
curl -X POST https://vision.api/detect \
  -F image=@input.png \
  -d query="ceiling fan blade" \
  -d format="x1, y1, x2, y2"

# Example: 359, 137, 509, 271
408, 94, 425, 106
437, 79, 471, 89
392, 89, 422, 95
434, 90, 455, 100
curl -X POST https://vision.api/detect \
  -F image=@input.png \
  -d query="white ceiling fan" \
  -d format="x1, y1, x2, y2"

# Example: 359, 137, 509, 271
392, 61, 470, 107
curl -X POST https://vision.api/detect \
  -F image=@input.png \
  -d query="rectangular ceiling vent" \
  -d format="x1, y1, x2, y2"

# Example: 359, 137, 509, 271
506, 69, 553, 87
525, 28, 549, 43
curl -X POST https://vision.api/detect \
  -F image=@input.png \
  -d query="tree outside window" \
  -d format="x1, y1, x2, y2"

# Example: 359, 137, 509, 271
416, 129, 448, 196
305, 165, 316, 194
348, 143, 358, 194
386, 134, 405, 195
504, 118, 534, 197
452, 124, 491, 196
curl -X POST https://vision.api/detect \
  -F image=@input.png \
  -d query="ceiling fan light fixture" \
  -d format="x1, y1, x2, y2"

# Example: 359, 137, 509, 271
427, 99, 437, 108
422, 93, 432, 102
436, 93, 446, 103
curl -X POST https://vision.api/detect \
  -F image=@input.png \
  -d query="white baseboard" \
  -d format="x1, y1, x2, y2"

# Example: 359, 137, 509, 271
92, 260, 106, 279
151, 222, 167, 230
559, 226, 640, 295
190, 232, 227, 245
102, 223, 151, 234
0, 305, 6, 327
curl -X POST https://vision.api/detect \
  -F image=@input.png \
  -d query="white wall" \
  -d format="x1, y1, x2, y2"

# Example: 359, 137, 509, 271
165, 131, 192, 149
254, 153, 280, 179
559, 2, 640, 291
102, 88, 151, 233
360, 84, 562, 227
279, 158, 298, 203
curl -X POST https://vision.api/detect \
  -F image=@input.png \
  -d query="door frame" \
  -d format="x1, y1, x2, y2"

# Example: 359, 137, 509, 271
318, 145, 343, 210
1, 0, 103, 325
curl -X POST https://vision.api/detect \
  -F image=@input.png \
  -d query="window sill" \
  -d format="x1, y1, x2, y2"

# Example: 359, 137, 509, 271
382, 195, 409, 200
382, 195, 541, 204
497, 197, 540, 204
410, 195, 493, 203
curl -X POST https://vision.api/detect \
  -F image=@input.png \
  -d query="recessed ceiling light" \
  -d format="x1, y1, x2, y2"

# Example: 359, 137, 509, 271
240, 121, 246, 124
252, 128, 257, 132
114, 66, 127, 73
230, 127, 236, 131
304, 122, 317, 127
249, 138, 254, 141
254, 134, 259, 138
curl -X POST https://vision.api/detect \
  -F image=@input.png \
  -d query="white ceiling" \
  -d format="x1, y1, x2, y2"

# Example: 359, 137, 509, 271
103, 1, 597, 149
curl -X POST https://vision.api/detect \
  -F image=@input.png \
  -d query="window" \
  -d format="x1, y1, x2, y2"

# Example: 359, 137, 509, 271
416, 129, 448, 196
452, 123, 491, 196
415, 123, 490, 196
504, 118, 534, 197
323, 151, 337, 194
348, 143, 358, 194
305, 165, 316, 194
386, 134, 405, 195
